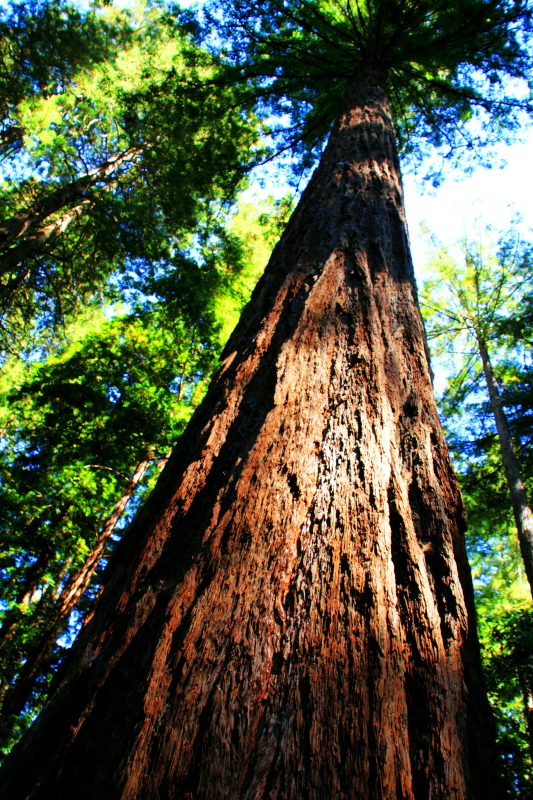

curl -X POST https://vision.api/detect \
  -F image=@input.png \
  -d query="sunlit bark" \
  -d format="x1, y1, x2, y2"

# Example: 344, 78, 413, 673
0, 68, 500, 800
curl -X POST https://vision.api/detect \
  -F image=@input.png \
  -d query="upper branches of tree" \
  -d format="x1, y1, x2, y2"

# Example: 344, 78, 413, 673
205, 0, 533, 178
420, 227, 533, 444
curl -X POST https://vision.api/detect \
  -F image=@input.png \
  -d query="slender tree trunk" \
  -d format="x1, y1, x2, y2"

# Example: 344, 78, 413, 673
519, 674, 533, 764
0, 545, 53, 645
0, 504, 71, 646
477, 335, 533, 597
0, 201, 91, 284
0, 459, 150, 720
54, 458, 150, 620
0, 68, 500, 800
0, 147, 140, 254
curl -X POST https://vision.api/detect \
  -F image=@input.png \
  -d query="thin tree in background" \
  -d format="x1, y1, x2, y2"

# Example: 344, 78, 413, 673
421, 232, 533, 598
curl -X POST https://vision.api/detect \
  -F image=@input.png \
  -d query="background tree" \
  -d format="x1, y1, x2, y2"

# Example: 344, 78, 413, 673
421, 230, 533, 594
0, 0, 131, 151
482, 608, 533, 797
0, 191, 288, 756
0, 297, 218, 749
2, 0, 533, 797
420, 228, 533, 795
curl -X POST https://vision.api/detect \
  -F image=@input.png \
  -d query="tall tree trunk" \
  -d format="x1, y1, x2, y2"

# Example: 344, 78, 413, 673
477, 335, 533, 597
0, 459, 150, 720
0, 68, 500, 800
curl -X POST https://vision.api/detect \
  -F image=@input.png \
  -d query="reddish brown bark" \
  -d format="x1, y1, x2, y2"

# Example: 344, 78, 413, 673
0, 69, 500, 799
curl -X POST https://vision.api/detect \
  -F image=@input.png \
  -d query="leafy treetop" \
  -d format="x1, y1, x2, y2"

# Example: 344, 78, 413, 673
207, 0, 533, 177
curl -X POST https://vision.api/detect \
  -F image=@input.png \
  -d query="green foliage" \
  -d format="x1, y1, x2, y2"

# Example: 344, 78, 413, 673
0, 192, 282, 757
208, 0, 533, 179
0, 0, 262, 356
480, 608, 533, 798
215, 193, 294, 341
421, 227, 532, 413
0, 0, 130, 132
0, 302, 214, 752
420, 228, 533, 793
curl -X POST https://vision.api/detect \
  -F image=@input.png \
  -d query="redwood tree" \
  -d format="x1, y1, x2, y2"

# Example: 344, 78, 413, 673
1, 0, 532, 797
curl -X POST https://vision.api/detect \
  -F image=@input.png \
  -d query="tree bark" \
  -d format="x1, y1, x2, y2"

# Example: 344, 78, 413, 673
0, 459, 150, 720
477, 335, 533, 598
0, 68, 500, 799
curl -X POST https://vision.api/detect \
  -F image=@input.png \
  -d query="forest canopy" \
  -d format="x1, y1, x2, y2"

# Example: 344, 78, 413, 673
205, 0, 533, 177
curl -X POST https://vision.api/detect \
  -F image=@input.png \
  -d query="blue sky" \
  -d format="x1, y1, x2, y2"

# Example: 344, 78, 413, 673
404, 137, 533, 277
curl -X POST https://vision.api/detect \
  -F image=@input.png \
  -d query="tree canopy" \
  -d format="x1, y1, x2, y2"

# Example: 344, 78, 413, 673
207, 0, 533, 177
